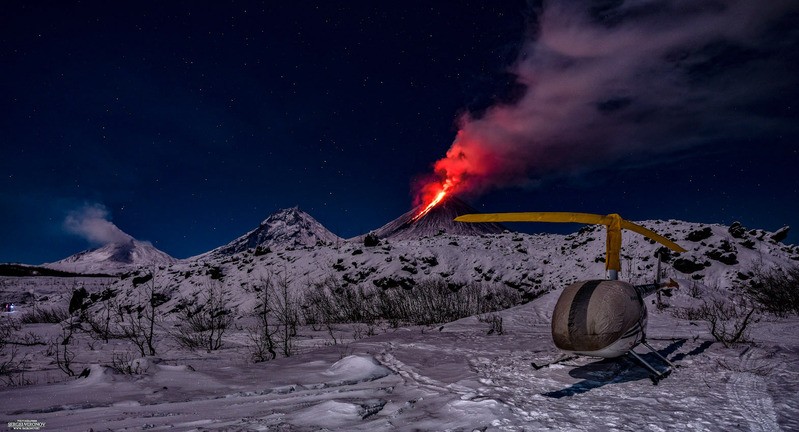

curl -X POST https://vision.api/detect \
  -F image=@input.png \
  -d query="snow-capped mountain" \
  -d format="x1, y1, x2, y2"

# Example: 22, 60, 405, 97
200, 207, 341, 258
45, 239, 176, 274
370, 196, 505, 240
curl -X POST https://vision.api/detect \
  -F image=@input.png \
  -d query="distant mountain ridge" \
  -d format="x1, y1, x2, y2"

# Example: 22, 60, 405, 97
34, 201, 797, 280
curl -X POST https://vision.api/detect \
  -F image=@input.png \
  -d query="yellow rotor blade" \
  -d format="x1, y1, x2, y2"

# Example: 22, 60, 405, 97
620, 220, 687, 253
455, 211, 687, 254
455, 212, 611, 225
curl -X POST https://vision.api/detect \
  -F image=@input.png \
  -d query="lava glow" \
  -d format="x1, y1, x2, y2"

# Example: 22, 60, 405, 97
411, 181, 451, 222
411, 130, 483, 222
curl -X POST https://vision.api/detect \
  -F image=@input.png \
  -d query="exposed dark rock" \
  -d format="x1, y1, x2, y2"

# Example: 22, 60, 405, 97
686, 227, 712, 242
719, 239, 736, 253
69, 287, 89, 314
705, 249, 738, 265
654, 247, 674, 263
771, 226, 790, 243
673, 258, 707, 274
132, 273, 153, 287
740, 239, 756, 249
728, 222, 747, 239
363, 232, 380, 247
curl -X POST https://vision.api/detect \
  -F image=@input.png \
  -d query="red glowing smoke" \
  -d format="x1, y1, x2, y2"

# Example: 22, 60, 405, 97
412, 0, 795, 220
413, 124, 529, 220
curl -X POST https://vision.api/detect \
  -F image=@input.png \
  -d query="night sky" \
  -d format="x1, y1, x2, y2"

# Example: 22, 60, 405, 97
2, 1, 798, 264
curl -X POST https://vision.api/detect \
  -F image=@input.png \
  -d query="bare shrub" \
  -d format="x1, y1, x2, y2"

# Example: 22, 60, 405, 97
19, 307, 69, 324
86, 272, 166, 356
304, 277, 521, 327
174, 282, 234, 352
675, 299, 758, 348
687, 282, 702, 299
107, 351, 146, 375
247, 284, 277, 362
740, 266, 799, 317
478, 313, 504, 335
50, 318, 78, 377
0, 315, 20, 346
352, 323, 376, 340
271, 273, 299, 357
248, 274, 298, 362
1, 317, 32, 386
85, 300, 115, 343
81, 287, 120, 343
0, 345, 31, 386
303, 276, 374, 325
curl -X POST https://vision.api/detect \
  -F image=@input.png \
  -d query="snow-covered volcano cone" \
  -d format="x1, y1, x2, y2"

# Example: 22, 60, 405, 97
372, 196, 505, 240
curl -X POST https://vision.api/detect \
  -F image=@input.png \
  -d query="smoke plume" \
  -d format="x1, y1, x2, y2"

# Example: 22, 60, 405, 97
422, 0, 798, 203
64, 203, 133, 245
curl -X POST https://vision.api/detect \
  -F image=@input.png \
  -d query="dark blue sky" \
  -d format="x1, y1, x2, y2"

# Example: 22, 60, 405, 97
2, 1, 798, 263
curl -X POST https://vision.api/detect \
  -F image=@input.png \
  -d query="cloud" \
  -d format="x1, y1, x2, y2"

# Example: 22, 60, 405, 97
429, 0, 799, 198
64, 203, 133, 245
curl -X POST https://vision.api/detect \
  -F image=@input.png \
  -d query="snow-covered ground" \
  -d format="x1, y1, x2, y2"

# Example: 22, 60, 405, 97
2, 213, 798, 430
1, 289, 798, 431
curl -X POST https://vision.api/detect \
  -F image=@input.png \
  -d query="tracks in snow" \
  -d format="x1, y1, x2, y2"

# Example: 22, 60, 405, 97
724, 346, 779, 432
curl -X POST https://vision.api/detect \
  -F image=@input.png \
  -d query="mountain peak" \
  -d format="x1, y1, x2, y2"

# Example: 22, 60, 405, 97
371, 196, 506, 240
46, 239, 176, 274
206, 207, 341, 257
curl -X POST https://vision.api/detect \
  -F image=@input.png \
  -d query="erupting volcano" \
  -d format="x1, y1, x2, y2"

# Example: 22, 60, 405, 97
411, 179, 455, 222
412, 129, 501, 221
374, 196, 505, 240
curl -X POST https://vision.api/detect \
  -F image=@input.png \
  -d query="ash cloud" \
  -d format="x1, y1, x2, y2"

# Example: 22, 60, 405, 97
444, 0, 799, 195
64, 203, 133, 245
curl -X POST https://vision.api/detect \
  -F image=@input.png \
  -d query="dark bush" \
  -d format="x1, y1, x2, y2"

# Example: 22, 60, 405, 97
674, 299, 757, 348
741, 266, 799, 317
174, 285, 234, 351
304, 277, 521, 327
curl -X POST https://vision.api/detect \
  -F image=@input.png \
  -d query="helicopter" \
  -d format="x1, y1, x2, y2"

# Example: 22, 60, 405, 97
454, 212, 687, 383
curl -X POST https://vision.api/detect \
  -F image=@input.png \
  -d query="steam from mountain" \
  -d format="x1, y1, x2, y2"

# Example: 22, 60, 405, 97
64, 203, 133, 245
426, 0, 799, 198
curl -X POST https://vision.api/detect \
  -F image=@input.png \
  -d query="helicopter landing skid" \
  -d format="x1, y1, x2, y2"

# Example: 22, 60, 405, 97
628, 344, 676, 385
531, 354, 578, 370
